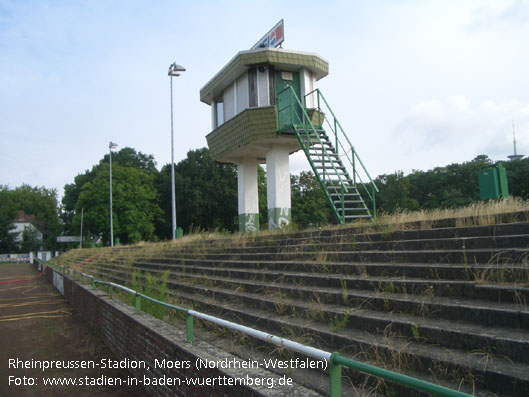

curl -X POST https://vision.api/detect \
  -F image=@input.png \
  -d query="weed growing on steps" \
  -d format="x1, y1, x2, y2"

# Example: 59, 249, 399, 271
340, 279, 348, 303
130, 269, 170, 319
410, 324, 420, 341
330, 313, 349, 333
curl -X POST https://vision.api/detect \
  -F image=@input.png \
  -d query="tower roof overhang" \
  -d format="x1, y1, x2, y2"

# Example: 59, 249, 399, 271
200, 47, 329, 105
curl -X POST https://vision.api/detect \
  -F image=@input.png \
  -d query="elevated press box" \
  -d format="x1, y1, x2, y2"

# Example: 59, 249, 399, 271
201, 48, 328, 162
200, 47, 329, 231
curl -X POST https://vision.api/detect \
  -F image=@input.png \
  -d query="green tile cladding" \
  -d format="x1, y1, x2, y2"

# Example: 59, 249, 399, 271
206, 106, 278, 161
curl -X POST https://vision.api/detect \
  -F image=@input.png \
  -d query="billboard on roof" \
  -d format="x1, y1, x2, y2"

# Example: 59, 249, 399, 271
251, 19, 284, 50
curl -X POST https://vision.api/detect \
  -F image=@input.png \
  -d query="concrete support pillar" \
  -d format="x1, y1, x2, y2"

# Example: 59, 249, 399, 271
266, 146, 291, 230
237, 159, 259, 232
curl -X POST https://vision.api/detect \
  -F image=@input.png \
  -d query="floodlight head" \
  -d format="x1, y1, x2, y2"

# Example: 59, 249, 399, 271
109, 141, 118, 150
168, 62, 186, 76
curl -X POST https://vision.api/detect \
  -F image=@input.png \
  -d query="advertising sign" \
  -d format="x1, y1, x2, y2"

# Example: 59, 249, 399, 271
251, 19, 284, 50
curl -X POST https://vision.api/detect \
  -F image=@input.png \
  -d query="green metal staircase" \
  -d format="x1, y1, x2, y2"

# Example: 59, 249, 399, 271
277, 86, 378, 224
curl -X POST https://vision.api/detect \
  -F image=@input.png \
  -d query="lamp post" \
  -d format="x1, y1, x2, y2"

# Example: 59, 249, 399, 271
109, 141, 118, 247
168, 62, 186, 240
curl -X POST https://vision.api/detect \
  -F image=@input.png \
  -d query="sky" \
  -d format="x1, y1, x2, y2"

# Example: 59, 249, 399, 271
1, 0, 528, 201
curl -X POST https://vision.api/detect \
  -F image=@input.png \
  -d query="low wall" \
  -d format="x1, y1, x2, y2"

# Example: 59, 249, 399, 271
42, 266, 316, 397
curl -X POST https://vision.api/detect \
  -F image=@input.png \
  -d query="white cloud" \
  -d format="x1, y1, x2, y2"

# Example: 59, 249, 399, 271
469, 0, 529, 31
392, 95, 528, 170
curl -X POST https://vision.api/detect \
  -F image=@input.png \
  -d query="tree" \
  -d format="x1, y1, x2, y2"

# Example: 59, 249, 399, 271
291, 171, 332, 226
63, 147, 162, 244
21, 227, 42, 253
75, 164, 161, 245
157, 148, 238, 234
504, 158, 529, 198
375, 171, 419, 213
1, 184, 60, 250
0, 185, 18, 253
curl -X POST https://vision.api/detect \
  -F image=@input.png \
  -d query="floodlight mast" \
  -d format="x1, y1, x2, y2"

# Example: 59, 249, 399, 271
109, 141, 118, 247
168, 63, 185, 240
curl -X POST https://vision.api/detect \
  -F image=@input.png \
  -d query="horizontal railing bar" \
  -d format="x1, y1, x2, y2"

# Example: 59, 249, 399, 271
333, 354, 472, 397
92, 279, 188, 313
188, 309, 332, 362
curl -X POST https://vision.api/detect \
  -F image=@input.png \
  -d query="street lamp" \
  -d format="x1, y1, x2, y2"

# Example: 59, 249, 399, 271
168, 62, 185, 240
109, 141, 118, 247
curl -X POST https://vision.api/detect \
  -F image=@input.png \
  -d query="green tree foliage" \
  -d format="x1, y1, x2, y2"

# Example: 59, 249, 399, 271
0, 184, 59, 252
62, 148, 157, 235
21, 227, 42, 252
375, 171, 419, 213
372, 155, 529, 214
0, 185, 60, 251
64, 148, 162, 245
9, 185, 60, 237
0, 186, 18, 253
156, 148, 237, 235
257, 165, 268, 228
504, 158, 529, 198
291, 171, 332, 226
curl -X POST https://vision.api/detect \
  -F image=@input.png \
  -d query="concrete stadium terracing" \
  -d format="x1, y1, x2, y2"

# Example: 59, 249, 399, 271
54, 211, 529, 396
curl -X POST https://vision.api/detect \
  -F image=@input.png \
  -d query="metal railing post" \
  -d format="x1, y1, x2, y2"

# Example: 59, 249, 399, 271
329, 352, 342, 397
290, 88, 293, 126
372, 184, 377, 220
186, 313, 194, 342
92, 278, 96, 290
135, 293, 141, 314
341, 184, 345, 225
352, 149, 356, 185
334, 118, 338, 155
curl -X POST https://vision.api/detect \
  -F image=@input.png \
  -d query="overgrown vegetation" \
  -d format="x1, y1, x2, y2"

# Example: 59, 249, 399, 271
130, 269, 170, 319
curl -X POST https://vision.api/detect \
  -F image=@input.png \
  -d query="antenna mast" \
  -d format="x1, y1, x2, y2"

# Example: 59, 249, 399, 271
508, 119, 524, 161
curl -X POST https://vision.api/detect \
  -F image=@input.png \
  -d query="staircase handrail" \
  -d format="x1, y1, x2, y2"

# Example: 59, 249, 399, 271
305, 88, 378, 218
277, 85, 349, 194
305, 88, 379, 194
334, 136, 376, 206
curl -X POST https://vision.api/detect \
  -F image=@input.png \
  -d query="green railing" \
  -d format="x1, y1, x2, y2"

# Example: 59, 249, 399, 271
277, 85, 379, 220
305, 88, 379, 219
47, 262, 472, 397
277, 85, 350, 223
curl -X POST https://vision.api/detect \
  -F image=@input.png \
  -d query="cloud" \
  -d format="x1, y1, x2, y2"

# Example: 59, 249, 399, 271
394, 95, 529, 167
468, 0, 529, 32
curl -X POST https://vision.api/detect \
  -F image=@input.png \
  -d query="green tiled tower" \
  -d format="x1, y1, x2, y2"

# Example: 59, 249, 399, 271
200, 47, 329, 231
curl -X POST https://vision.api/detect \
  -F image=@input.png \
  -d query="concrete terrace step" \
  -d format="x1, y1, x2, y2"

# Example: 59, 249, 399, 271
95, 262, 529, 364
171, 248, 529, 265
112, 259, 529, 304
245, 221, 529, 247
127, 257, 529, 283
173, 235, 529, 254
91, 263, 529, 350
56, 216, 529, 396
87, 266, 529, 397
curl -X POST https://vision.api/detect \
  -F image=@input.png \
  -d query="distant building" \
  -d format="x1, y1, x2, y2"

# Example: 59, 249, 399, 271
11, 210, 44, 250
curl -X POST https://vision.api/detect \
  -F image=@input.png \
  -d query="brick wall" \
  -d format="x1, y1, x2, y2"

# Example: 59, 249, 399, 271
42, 267, 315, 397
